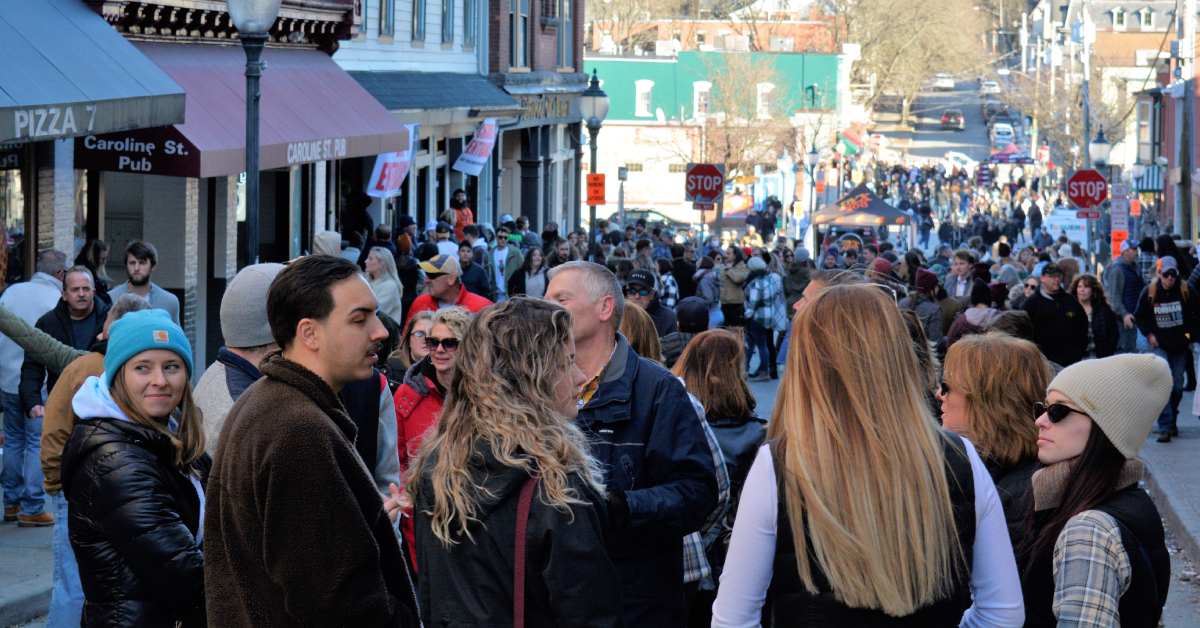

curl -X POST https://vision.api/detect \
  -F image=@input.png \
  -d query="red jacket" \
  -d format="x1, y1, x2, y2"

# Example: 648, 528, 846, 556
453, 207, 474, 242
405, 285, 493, 325
393, 359, 445, 571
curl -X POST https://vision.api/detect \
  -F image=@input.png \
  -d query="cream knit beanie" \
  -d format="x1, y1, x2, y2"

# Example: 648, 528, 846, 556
1047, 354, 1173, 458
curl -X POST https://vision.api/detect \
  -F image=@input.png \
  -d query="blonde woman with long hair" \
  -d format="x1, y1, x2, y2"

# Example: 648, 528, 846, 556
408, 298, 622, 626
712, 285, 1023, 627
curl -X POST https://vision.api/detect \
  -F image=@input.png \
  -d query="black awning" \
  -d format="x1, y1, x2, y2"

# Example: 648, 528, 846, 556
348, 71, 520, 113
0, 0, 184, 144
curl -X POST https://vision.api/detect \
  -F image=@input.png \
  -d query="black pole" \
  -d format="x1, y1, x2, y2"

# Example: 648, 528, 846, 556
242, 32, 267, 267
809, 169, 818, 253
588, 122, 599, 245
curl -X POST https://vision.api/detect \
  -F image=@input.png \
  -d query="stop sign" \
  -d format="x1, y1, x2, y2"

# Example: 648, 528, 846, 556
1067, 169, 1108, 208
685, 163, 725, 203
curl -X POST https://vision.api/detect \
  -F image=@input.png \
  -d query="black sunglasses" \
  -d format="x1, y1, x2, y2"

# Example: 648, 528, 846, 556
1024, 283, 1038, 290
625, 287, 653, 297
1034, 402, 1084, 423
424, 336, 460, 351
939, 381, 951, 396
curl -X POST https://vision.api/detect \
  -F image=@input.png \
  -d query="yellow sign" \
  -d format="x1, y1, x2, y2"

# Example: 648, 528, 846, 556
734, 175, 757, 185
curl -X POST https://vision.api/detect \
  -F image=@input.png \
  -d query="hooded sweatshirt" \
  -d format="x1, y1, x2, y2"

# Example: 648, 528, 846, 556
312, 231, 343, 257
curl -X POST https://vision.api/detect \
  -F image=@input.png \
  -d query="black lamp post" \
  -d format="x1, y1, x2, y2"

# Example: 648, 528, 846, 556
806, 147, 819, 253
1088, 127, 1113, 265
228, 0, 282, 266
579, 69, 609, 244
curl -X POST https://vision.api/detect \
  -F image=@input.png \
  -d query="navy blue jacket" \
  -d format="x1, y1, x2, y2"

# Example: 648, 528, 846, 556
575, 336, 718, 627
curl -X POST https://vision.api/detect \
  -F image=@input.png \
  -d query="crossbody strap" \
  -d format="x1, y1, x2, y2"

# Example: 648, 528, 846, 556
514, 475, 538, 628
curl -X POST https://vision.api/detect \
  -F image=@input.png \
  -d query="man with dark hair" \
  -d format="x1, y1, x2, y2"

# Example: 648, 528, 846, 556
107, 240, 180, 324
1023, 262, 1088, 366
491, 225, 523, 302
458, 242, 495, 301
205, 255, 419, 627
943, 249, 976, 300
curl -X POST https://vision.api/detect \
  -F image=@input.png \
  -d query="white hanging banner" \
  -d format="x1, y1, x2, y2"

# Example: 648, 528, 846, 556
451, 118, 498, 177
366, 123, 419, 198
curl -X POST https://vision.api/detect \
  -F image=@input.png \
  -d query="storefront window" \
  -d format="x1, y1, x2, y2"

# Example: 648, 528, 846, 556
0, 143, 27, 284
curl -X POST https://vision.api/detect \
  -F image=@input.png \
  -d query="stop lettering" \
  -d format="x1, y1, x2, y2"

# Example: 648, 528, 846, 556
1066, 169, 1108, 208
685, 163, 725, 203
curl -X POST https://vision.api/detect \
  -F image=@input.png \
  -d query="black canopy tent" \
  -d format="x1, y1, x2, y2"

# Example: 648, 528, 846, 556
812, 184, 911, 227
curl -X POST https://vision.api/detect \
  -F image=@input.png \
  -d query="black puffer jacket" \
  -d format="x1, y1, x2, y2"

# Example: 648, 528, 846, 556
62, 413, 209, 627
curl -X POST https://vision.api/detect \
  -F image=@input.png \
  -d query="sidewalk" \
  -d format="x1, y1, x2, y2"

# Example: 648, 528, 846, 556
0, 522, 51, 627
1143, 388, 1200, 566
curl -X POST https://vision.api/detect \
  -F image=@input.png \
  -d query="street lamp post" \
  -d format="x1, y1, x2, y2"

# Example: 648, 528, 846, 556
579, 69, 609, 245
806, 147, 819, 253
228, 0, 282, 267
1088, 127, 1112, 265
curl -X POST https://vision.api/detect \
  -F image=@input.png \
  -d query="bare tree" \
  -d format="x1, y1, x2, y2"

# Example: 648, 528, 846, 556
1001, 66, 1127, 171
585, 0, 683, 53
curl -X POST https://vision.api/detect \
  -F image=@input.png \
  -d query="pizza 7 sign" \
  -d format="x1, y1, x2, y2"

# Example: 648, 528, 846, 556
685, 163, 725, 203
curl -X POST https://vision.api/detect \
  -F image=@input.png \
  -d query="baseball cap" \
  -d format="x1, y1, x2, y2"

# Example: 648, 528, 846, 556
626, 269, 656, 290
425, 219, 439, 232
419, 254, 461, 277
499, 213, 515, 225
436, 221, 452, 234
1159, 255, 1179, 275
675, 297, 709, 334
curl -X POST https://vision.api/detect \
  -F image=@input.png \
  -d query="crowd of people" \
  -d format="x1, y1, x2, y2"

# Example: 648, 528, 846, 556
0, 195, 1185, 628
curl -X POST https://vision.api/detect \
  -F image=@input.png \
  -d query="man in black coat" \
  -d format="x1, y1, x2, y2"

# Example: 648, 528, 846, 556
1023, 263, 1088, 367
20, 266, 108, 418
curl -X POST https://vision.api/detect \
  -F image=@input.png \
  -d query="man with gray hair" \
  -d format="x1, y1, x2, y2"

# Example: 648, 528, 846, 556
0, 249, 67, 527
545, 260, 717, 626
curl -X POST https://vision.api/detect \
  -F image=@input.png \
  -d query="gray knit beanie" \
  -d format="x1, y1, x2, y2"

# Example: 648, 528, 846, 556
1047, 354, 1173, 459
221, 263, 286, 348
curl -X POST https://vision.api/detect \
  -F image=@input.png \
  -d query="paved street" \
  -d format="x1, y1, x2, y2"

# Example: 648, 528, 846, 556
874, 80, 1005, 164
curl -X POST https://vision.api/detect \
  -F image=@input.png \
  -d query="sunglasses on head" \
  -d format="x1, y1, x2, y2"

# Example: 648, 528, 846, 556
424, 336, 460, 352
1034, 401, 1084, 423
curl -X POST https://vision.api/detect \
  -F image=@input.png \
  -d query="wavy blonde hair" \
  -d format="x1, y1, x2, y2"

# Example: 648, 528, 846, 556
620, 302, 662, 363
770, 284, 965, 615
943, 333, 1048, 467
409, 298, 604, 545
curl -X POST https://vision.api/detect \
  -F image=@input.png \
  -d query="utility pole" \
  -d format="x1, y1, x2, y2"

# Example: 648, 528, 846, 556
1176, 0, 1196, 237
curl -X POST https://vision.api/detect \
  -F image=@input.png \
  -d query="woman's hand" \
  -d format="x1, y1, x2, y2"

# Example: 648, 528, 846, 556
384, 482, 410, 523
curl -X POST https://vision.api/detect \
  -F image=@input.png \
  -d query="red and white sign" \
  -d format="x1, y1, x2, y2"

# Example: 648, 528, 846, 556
586, 173, 605, 205
366, 123, 418, 198
685, 163, 725, 203
451, 118, 498, 177
1075, 210, 1101, 220
1067, 169, 1108, 208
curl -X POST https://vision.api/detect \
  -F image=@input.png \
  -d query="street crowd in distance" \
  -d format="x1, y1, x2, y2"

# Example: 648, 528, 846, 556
0, 181, 1185, 627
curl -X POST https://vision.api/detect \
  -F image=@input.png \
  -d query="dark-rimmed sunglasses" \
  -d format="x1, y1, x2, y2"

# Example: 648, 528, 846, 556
1034, 402, 1084, 423
424, 336, 460, 352
625, 287, 653, 298
1024, 282, 1038, 291
939, 381, 951, 396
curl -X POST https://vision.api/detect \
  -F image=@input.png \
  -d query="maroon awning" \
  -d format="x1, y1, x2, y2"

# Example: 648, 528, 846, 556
75, 42, 409, 178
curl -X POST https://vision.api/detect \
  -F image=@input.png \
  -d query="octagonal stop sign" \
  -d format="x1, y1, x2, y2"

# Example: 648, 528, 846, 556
1067, 169, 1108, 209
685, 163, 725, 204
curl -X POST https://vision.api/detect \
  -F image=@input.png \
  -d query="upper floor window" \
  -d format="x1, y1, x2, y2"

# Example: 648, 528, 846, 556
556, 0, 574, 68
693, 81, 712, 117
412, 0, 426, 41
463, 0, 476, 47
756, 83, 775, 119
441, 0, 455, 44
380, 0, 395, 37
635, 80, 654, 117
1113, 8, 1126, 30
510, 0, 530, 68
1139, 8, 1154, 29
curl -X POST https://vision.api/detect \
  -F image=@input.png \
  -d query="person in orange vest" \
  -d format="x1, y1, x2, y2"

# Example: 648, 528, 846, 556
450, 189, 473, 242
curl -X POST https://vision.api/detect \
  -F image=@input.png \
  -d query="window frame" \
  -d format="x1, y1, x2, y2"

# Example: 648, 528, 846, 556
509, 0, 530, 68
692, 80, 712, 118
441, 0, 455, 44
380, 0, 395, 38
412, 0, 426, 42
556, 0, 574, 68
635, 79, 655, 117
1113, 8, 1126, 30
756, 82, 775, 120
463, 0, 476, 48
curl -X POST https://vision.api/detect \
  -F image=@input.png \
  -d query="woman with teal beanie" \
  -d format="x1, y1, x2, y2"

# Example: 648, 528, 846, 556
60, 309, 208, 627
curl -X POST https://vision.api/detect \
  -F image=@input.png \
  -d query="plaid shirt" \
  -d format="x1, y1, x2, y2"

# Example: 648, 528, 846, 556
744, 272, 787, 331
657, 272, 680, 309
1137, 252, 1158, 285
681, 392, 730, 590
1052, 510, 1131, 626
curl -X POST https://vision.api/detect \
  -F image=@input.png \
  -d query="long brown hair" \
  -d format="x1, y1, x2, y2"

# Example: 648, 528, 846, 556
110, 367, 205, 469
409, 298, 603, 545
1068, 273, 1110, 310
620, 302, 663, 363
944, 333, 1048, 467
671, 329, 756, 419
392, 310, 435, 369
770, 284, 964, 615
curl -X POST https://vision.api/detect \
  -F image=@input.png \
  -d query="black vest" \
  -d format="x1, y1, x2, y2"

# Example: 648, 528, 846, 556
764, 432, 976, 627
1023, 484, 1170, 628
339, 370, 382, 475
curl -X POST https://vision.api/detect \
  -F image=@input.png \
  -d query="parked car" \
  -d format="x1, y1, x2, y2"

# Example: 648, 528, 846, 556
932, 73, 956, 91
979, 80, 1001, 95
940, 109, 966, 131
990, 122, 1015, 146
981, 100, 1007, 122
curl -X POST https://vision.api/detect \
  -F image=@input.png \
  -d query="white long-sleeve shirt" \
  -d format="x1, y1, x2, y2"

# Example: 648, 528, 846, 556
712, 439, 1025, 628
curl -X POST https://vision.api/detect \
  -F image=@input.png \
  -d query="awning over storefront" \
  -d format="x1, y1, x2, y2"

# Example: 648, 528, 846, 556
350, 71, 520, 115
0, 0, 185, 144
76, 43, 409, 178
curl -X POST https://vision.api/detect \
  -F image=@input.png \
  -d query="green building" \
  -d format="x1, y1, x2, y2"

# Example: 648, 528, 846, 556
583, 51, 839, 122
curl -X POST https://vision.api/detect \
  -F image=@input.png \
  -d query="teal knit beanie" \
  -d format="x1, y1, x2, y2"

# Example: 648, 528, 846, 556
104, 309, 194, 387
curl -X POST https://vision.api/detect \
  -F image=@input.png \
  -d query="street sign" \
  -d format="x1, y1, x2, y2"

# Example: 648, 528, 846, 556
586, 173, 605, 205
685, 163, 725, 203
1067, 169, 1108, 208
1075, 210, 1101, 220
693, 202, 714, 212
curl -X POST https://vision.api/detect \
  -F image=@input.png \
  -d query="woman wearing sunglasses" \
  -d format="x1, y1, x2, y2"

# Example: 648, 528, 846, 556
1133, 256, 1200, 442
1022, 354, 1172, 627
393, 306, 472, 568
1010, 278, 1040, 310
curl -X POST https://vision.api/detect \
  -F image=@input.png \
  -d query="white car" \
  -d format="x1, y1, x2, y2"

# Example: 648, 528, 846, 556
933, 73, 956, 91
979, 80, 1001, 95
990, 122, 1015, 146
944, 151, 978, 177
